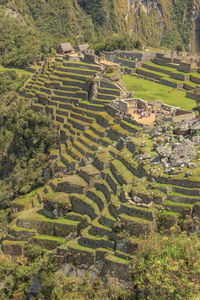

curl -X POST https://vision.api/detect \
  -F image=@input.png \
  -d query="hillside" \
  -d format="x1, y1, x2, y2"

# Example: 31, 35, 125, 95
0, 51, 200, 298
1, 0, 200, 69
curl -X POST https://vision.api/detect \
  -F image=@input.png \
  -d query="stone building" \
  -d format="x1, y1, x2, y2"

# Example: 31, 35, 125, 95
78, 44, 89, 53
58, 42, 73, 54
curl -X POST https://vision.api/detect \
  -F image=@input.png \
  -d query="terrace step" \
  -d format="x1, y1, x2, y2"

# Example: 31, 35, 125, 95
58, 85, 81, 92
79, 102, 104, 112
92, 99, 112, 105
32, 235, 66, 250
70, 112, 95, 124
167, 193, 200, 205
73, 140, 93, 157
110, 159, 134, 186
172, 186, 200, 197
57, 66, 97, 76
56, 108, 69, 117
66, 145, 85, 161
84, 130, 101, 144
16, 208, 79, 237
65, 211, 88, 222
118, 214, 154, 237
70, 194, 100, 220
78, 165, 101, 186
68, 116, 90, 131
97, 87, 120, 96
60, 152, 78, 172
91, 217, 115, 239
97, 93, 116, 100
102, 168, 119, 195
53, 71, 91, 82
80, 226, 115, 250
86, 188, 105, 211
89, 123, 106, 138
2, 240, 24, 256
119, 203, 155, 222
165, 200, 193, 214
8, 223, 37, 241
56, 159, 67, 172
95, 180, 112, 203
64, 62, 101, 71
115, 251, 134, 261
77, 136, 100, 151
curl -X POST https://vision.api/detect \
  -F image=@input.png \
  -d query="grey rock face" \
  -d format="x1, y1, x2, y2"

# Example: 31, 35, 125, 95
188, 162, 197, 169
157, 146, 172, 158
173, 122, 190, 135
185, 171, 192, 177
170, 140, 196, 167
192, 135, 200, 145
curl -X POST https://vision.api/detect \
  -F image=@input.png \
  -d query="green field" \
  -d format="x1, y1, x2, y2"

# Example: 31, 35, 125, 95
122, 75, 196, 110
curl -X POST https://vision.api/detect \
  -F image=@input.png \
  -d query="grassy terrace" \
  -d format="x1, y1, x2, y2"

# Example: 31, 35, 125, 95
122, 75, 196, 110
0, 64, 32, 77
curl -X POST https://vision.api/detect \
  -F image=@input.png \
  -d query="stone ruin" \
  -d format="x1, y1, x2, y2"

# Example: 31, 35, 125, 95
116, 97, 195, 124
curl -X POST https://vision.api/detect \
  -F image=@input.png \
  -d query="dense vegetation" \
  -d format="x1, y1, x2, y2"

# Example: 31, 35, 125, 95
0, 71, 58, 227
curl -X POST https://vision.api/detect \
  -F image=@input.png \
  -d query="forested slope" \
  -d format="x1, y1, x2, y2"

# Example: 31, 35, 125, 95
0, 0, 200, 68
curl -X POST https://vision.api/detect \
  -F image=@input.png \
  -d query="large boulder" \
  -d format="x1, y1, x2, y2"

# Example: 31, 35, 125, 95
173, 122, 190, 135
192, 135, 200, 145
170, 140, 196, 167
157, 146, 172, 158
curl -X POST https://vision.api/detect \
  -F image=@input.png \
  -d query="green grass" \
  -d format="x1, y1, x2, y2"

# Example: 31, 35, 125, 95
13, 187, 43, 207
122, 75, 196, 110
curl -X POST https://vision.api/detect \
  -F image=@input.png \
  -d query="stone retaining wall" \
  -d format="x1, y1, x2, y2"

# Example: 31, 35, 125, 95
16, 218, 77, 237
70, 196, 97, 220
86, 191, 104, 211
2, 242, 23, 256
136, 68, 163, 80
190, 75, 200, 84
33, 237, 61, 250
186, 91, 200, 102
183, 83, 195, 91
159, 78, 183, 89
102, 256, 131, 281
8, 228, 36, 241
114, 57, 137, 68
170, 73, 189, 81
79, 103, 104, 112
105, 173, 118, 194
98, 88, 120, 96
67, 246, 95, 266
118, 214, 153, 236
112, 50, 156, 62
95, 183, 111, 202
80, 234, 114, 250
57, 67, 96, 76
100, 80, 119, 90
154, 175, 200, 188
119, 204, 154, 221
99, 215, 115, 228
64, 62, 101, 71
172, 186, 200, 196
142, 63, 171, 75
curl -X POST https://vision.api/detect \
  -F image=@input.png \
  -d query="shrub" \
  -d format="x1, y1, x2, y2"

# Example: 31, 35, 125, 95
131, 232, 200, 299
